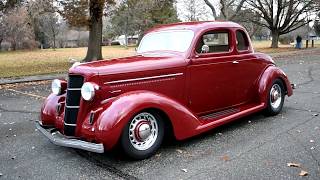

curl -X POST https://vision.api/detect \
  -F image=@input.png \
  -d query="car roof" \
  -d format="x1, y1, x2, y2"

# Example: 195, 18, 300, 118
147, 21, 244, 33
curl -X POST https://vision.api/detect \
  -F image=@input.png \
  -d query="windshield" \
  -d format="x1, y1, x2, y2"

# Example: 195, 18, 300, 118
137, 30, 194, 53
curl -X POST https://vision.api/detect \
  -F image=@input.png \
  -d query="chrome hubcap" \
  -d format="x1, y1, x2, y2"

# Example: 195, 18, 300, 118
270, 84, 282, 109
129, 112, 158, 151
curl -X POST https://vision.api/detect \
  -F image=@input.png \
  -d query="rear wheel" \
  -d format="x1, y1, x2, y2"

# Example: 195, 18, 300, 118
264, 79, 285, 116
120, 111, 164, 159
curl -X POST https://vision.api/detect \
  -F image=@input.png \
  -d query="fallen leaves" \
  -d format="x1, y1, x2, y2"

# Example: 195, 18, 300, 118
287, 162, 301, 167
221, 155, 230, 161
181, 169, 188, 173
176, 149, 184, 154
287, 162, 309, 177
299, 170, 308, 176
155, 153, 161, 158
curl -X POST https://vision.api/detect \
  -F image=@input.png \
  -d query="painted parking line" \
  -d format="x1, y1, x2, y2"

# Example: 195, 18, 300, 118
7, 89, 46, 99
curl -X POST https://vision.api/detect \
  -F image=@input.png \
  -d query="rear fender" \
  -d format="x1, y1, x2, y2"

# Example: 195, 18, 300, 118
94, 90, 201, 149
257, 65, 293, 105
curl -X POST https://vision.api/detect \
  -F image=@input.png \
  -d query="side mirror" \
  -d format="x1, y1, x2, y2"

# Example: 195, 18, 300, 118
201, 45, 209, 53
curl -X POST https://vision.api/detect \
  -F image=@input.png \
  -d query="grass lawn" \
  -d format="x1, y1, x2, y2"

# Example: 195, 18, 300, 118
253, 40, 320, 53
0, 46, 135, 78
0, 40, 320, 78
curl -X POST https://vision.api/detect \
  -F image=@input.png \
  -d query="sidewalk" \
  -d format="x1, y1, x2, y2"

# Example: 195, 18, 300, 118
0, 73, 67, 85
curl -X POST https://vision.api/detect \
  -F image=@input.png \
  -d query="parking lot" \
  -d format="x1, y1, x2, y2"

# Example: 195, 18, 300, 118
1, 49, 320, 180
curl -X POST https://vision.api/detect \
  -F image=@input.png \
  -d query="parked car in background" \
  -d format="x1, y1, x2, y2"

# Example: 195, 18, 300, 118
37, 21, 293, 160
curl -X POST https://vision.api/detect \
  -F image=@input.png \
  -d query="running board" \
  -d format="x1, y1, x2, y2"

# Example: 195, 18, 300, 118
196, 103, 265, 134
200, 108, 240, 120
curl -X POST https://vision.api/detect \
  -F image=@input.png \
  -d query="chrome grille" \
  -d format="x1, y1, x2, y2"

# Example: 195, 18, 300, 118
64, 75, 84, 136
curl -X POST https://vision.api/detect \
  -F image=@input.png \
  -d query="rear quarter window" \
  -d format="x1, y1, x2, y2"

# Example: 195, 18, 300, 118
236, 30, 249, 51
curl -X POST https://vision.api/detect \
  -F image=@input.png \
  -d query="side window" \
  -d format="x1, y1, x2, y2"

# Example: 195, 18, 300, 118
196, 31, 230, 54
236, 30, 249, 51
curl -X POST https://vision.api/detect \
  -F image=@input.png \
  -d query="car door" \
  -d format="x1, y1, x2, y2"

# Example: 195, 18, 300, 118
187, 29, 243, 114
232, 29, 267, 103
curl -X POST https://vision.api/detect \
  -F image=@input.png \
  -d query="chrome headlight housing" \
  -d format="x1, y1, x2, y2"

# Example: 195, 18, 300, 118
81, 82, 96, 101
51, 79, 62, 95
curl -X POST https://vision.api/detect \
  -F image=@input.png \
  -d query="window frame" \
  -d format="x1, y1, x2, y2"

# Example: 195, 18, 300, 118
193, 28, 234, 58
235, 29, 250, 53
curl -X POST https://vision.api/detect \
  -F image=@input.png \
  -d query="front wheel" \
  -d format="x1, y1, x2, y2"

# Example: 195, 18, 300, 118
264, 79, 285, 116
120, 111, 164, 159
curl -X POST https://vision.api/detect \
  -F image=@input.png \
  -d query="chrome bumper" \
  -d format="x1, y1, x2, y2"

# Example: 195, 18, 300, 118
36, 121, 104, 153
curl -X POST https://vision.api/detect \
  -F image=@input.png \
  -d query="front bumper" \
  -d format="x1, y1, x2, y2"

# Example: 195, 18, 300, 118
36, 121, 104, 153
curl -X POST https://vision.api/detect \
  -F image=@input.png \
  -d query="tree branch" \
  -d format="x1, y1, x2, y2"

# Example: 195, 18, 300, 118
203, 0, 217, 19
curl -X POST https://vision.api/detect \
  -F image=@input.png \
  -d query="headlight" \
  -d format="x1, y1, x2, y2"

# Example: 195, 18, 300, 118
81, 82, 96, 101
51, 79, 62, 95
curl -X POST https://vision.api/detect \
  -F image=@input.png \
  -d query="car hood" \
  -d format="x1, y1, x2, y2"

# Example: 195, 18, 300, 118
69, 52, 187, 76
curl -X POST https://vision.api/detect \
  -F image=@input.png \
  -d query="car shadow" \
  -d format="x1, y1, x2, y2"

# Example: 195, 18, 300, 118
72, 108, 285, 159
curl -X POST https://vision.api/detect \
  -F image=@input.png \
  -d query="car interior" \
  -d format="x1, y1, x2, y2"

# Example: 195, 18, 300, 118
196, 31, 230, 54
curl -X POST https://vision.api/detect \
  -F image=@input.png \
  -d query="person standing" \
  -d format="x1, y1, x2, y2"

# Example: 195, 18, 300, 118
296, 35, 302, 49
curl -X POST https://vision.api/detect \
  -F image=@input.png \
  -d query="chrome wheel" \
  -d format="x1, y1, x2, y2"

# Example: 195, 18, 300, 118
128, 112, 158, 151
270, 84, 282, 109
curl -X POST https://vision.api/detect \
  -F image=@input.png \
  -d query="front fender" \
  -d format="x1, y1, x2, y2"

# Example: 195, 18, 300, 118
93, 91, 201, 150
257, 65, 293, 105
40, 93, 65, 130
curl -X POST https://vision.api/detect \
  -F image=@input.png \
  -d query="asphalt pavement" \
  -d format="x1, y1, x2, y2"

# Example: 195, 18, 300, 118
1, 49, 320, 180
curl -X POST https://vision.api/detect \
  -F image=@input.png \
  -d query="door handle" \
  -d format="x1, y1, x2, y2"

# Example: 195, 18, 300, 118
232, 61, 239, 64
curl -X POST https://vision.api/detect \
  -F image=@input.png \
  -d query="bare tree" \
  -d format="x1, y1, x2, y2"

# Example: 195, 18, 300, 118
0, 13, 4, 49
27, 0, 57, 48
181, 0, 210, 21
3, 7, 36, 50
39, 13, 60, 50
204, 0, 217, 19
246, 0, 315, 48
56, 22, 69, 48
204, 0, 246, 20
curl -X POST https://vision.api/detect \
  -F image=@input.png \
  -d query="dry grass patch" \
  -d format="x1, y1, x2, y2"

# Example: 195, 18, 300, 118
1, 41, 319, 78
252, 40, 320, 54
0, 46, 135, 78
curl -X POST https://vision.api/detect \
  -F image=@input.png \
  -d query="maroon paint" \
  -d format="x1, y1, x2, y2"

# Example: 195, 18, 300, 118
40, 21, 293, 150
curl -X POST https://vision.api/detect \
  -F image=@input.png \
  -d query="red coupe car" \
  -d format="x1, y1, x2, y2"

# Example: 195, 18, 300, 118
37, 21, 293, 159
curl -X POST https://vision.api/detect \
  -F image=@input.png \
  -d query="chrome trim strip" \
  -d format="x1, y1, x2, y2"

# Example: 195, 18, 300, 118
66, 106, 80, 108
110, 90, 122, 93
64, 122, 77, 126
36, 122, 104, 153
68, 88, 82, 91
104, 73, 184, 85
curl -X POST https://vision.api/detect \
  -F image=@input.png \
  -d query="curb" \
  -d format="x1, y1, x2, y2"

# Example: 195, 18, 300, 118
0, 73, 67, 85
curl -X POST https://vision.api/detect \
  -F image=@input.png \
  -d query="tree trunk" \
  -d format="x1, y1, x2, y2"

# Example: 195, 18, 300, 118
53, 34, 56, 50
271, 31, 279, 48
12, 40, 16, 51
83, 1, 103, 62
